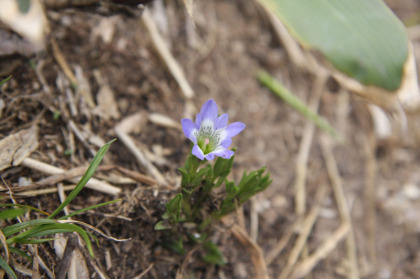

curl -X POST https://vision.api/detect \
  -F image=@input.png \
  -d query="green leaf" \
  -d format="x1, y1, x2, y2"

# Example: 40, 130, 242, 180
163, 237, 185, 255
49, 139, 116, 219
191, 165, 212, 186
203, 241, 226, 266
259, 0, 408, 91
213, 151, 235, 179
0, 255, 17, 279
165, 193, 183, 224
154, 220, 171, 230
179, 167, 191, 186
0, 208, 26, 220
218, 167, 272, 217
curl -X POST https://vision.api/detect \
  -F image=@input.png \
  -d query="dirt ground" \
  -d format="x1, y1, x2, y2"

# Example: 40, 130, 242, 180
2, 0, 420, 278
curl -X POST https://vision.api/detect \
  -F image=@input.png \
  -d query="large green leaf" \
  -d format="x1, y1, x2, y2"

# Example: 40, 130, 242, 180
260, 0, 409, 91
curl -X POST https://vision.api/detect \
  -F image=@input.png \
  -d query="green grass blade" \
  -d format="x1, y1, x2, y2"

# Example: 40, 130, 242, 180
3, 219, 57, 237
0, 203, 50, 216
0, 208, 26, 220
257, 70, 340, 140
0, 75, 12, 86
0, 255, 17, 279
49, 139, 116, 219
23, 223, 94, 257
8, 246, 32, 262
59, 199, 121, 220
14, 238, 55, 244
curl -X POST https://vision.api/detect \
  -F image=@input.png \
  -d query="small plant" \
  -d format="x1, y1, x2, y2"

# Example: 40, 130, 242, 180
0, 139, 120, 278
155, 99, 271, 265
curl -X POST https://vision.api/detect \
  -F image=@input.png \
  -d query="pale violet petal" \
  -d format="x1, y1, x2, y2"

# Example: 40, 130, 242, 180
216, 113, 228, 129
204, 152, 215, 161
195, 112, 202, 129
200, 99, 218, 123
192, 145, 205, 160
214, 149, 234, 159
220, 138, 232, 148
225, 122, 246, 138
181, 118, 195, 139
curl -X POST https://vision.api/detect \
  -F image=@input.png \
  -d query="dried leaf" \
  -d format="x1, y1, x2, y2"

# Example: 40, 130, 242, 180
0, 0, 48, 49
0, 125, 38, 171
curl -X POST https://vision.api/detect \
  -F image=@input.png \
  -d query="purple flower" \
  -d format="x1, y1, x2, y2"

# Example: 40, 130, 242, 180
181, 99, 245, 161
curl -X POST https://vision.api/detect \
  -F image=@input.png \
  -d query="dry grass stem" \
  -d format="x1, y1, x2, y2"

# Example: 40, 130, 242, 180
141, 9, 194, 100
115, 126, 167, 185
230, 224, 269, 279
250, 197, 259, 242
363, 134, 377, 266
278, 183, 329, 279
321, 136, 359, 279
57, 182, 70, 216
21, 158, 121, 195
148, 113, 182, 130
290, 222, 351, 279
133, 263, 154, 279
265, 217, 303, 266
294, 73, 328, 216
51, 38, 77, 86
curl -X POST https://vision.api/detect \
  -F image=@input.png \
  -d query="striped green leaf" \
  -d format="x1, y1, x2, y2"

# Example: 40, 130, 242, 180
260, 0, 409, 91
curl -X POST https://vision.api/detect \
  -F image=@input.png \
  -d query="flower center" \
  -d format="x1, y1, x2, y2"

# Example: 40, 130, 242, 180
195, 120, 225, 155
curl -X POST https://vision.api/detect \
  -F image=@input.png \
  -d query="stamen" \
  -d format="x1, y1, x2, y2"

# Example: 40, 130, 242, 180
204, 138, 210, 145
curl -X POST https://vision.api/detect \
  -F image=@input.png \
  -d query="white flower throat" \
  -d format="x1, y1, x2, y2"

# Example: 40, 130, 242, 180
194, 120, 226, 154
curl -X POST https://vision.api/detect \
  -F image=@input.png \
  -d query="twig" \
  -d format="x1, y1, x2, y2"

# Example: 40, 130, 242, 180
20, 158, 121, 195
320, 136, 359, 279
278, 184, 329, 279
